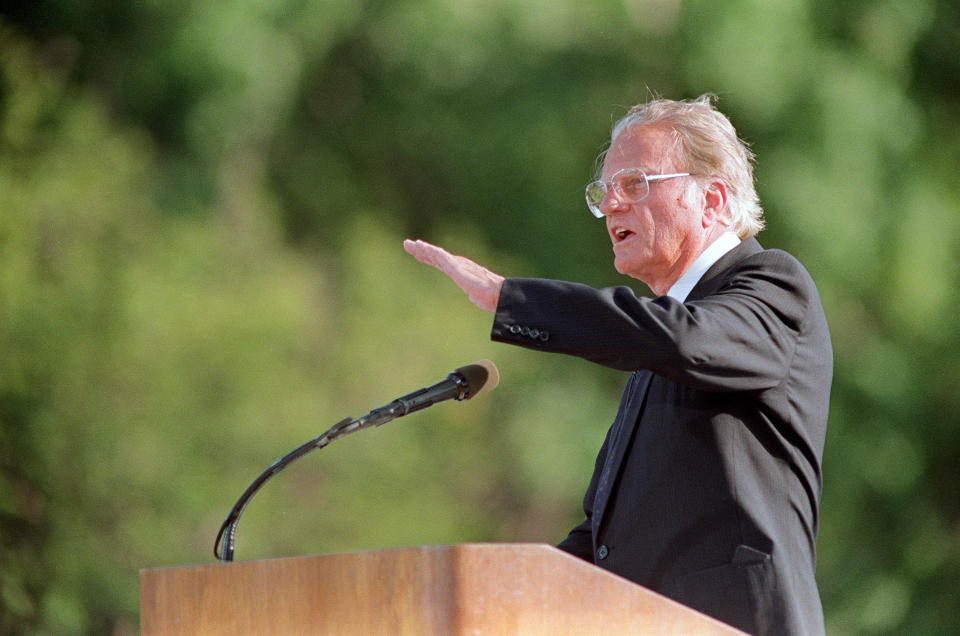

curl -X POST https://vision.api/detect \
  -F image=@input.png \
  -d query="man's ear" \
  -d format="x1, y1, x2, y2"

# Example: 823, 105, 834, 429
702, 179, 728, 228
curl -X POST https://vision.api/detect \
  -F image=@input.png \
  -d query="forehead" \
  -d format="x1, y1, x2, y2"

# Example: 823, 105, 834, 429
602, 125, 677, 177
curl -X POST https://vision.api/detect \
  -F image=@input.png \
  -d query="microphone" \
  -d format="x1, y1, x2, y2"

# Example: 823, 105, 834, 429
364, 359, 499, 422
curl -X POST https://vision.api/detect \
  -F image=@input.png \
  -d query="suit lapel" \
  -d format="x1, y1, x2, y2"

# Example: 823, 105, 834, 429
593, 369, 653, 535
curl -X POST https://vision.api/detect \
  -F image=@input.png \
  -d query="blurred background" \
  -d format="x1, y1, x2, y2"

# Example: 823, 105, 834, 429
1, 0, 958, 633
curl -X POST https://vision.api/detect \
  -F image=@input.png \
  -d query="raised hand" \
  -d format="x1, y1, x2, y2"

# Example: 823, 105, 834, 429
403, 239, 505, 313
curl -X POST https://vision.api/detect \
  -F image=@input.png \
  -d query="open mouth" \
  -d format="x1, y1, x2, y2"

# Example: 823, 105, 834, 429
612, 226, 635, 243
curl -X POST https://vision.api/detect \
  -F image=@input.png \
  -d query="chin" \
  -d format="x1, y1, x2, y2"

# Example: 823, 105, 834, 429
613, 257, 639, 278
613, 257, 654, 287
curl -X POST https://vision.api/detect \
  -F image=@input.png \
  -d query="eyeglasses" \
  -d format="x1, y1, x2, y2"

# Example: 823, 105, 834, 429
585, 168, 690, 218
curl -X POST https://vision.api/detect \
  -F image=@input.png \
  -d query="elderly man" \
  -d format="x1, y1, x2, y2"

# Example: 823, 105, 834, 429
403, 95, 832, 635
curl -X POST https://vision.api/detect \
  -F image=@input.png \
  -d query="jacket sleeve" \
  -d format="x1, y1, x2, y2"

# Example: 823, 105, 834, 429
491, 250, 819, 393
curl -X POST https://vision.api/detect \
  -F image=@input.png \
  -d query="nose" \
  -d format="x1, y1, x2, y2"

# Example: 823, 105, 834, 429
599, 189, 628, 217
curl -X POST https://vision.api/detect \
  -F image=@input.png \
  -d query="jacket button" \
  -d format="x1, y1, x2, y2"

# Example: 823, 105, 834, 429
597, 545, 609, 560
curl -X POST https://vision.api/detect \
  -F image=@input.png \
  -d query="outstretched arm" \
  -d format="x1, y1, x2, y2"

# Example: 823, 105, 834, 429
403, 239, 505, 313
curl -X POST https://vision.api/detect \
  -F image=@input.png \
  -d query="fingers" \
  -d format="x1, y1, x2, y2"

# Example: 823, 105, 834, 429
403, 238, 477, 279
403, 239, 449, 269
403, 239, 476, 281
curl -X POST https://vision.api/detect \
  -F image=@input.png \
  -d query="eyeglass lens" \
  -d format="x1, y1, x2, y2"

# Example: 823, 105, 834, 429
585, 169, 650, 215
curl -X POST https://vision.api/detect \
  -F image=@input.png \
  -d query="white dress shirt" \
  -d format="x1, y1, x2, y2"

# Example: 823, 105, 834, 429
666, 231, 741, 302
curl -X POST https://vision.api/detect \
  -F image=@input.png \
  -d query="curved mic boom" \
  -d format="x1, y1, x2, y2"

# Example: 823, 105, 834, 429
214, 359, 500, 561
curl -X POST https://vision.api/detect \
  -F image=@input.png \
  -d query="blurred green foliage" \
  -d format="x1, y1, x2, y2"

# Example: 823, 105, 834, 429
1, 1, 958, 633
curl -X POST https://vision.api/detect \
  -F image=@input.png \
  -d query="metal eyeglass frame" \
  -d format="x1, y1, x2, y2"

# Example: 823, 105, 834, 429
585, 168, 690, 218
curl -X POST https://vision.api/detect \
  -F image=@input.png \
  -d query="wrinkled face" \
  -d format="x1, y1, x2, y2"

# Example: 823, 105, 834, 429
598, 125, 704, 291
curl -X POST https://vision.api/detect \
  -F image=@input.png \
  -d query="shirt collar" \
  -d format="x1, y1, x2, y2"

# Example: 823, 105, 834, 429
666, 231, 741, 302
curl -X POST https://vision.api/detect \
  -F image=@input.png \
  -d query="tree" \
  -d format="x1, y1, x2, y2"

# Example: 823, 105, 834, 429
2, 1, 959, 632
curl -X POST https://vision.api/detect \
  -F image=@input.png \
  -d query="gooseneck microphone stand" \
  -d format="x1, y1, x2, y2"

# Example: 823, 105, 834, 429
213, 360, 498, 562
213, 407, 397, 562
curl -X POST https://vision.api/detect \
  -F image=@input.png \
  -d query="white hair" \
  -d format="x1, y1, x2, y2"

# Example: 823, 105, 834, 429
610, 94, 764, 238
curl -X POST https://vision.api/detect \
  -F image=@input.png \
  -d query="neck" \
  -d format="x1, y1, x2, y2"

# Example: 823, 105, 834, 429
645, 226, 729, 296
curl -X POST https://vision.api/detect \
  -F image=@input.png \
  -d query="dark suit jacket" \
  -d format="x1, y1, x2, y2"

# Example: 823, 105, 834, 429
491, 238, 832, 635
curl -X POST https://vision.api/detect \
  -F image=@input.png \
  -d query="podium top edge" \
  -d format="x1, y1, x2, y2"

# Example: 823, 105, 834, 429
139, 542, 563, 574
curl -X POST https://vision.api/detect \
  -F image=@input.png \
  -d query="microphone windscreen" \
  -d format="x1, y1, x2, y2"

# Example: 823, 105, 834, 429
456, 359, 500, 399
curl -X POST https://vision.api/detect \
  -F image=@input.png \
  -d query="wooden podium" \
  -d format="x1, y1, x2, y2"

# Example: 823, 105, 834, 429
140, 543, 744, 634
